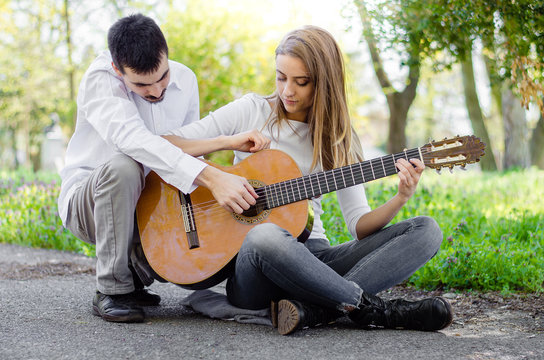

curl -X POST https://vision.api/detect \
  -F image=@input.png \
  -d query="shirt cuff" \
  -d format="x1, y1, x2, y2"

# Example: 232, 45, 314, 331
168, 154, 208, 194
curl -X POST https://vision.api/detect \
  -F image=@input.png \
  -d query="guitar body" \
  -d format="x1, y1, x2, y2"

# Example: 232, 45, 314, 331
136, 149, 309, 289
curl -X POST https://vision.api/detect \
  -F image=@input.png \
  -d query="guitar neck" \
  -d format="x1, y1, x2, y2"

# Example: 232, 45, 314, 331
258, 147, 423, 209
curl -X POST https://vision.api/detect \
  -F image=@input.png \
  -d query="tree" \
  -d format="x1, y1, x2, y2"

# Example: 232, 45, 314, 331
408, 0, 544, 169
0, 0, 166, 169
0, 0, 69, 170
162, 1, 276, 117
161, 0, 277, 163
353, 0, 421, 154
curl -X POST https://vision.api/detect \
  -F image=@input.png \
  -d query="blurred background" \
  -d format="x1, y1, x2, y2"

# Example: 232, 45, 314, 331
1, 0, 543, 293
1, 0, 542, 173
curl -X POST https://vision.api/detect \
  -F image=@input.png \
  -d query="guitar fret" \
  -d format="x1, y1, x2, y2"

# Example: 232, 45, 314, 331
392, 154, 399, 173
309, 174, 316, 197
365, 162, 373, 181
282, 182, 289, 205
350, 165, 356, 185
297, 179, 304, 201
324, 172, 330, 193
359, 162, 366, 183
288, 180, 294, 202
341, 167, 347, 188
316, 173, 327, 194
299, 178, 306, 200
370, 160, 376, 180
264, 186, 271, 208
384, 155, 394, 176
290, 179, 297, 202
267, 185, 274, 208
380, 157, 386, 176
302, 176, 310, 198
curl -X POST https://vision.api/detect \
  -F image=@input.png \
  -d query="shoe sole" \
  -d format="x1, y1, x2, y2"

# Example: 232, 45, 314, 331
92, 305, 145, 323
270, 301, 278, 328
277, 300, 300, 335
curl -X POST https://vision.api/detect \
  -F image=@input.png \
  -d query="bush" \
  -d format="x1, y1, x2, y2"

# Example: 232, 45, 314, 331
2, 167, 543, 293
0, 169, 94, 256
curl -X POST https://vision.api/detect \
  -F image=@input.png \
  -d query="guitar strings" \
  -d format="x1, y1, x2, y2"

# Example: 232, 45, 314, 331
188, 148, 430, 215
184, 148, 436, 220
185, 158, 442, 224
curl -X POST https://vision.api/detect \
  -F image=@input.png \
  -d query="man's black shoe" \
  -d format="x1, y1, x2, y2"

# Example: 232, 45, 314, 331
349, 292, 453, 331
131, 288, 161, 306
92, 291, 145, 323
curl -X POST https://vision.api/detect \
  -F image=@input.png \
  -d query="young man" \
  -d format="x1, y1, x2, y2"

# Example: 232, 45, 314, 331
58, 14, 266, 323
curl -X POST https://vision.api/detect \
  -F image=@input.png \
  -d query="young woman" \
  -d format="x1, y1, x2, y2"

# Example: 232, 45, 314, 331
169, 25, 452, 335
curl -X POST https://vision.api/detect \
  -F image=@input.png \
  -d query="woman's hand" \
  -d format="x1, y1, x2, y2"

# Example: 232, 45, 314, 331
226, 129, 271, 153
395, 158, 425, 203
354, 158, 425, 239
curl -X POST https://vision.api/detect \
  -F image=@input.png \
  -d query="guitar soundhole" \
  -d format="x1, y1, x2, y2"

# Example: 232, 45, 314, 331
232, 179, 271, 225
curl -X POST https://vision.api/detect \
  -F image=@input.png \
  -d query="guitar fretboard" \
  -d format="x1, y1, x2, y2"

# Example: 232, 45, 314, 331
255, 147, 423, 209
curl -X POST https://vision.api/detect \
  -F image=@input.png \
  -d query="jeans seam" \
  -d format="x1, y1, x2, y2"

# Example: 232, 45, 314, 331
344, 218, 416, 284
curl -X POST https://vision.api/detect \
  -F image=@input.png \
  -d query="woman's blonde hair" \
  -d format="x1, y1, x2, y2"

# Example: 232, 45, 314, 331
267, 25, 363, 171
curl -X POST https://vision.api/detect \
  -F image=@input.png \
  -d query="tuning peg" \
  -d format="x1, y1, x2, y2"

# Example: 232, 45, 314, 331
448, 166, 453, 173
435, 168, 441, 175
460, 165, 467, 171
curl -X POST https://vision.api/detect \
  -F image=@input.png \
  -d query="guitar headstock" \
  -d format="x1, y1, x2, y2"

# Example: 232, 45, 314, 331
421, 135, 486, 171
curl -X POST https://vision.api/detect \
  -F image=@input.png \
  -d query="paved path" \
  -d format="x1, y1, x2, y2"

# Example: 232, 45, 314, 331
0, 243, 542, 360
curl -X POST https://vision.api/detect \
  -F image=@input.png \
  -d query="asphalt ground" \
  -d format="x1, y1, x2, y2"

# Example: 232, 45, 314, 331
1, 243, 543, 360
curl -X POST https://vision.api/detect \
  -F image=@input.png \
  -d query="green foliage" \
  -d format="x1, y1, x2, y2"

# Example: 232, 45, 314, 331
0, 169, 94, 256
322, 167, 544, 293
360, 0, 544, 110
0, 0, 75, 170
162, 1, 277, 117
2, 168, 543, 294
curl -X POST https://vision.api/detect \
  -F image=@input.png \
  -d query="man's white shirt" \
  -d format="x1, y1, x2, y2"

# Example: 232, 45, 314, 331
58, 51, 206, 225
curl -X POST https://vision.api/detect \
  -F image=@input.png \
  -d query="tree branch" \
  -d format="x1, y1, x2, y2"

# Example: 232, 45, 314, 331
355, 0, 393, 92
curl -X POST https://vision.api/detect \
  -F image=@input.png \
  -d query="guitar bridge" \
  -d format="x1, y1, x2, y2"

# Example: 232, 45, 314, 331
179, 191, 199, 249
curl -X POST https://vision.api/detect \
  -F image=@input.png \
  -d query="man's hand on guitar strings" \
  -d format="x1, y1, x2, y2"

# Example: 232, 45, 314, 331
195, 166, 258, 214
227, 129, 271, 153
395, 158, 425, 203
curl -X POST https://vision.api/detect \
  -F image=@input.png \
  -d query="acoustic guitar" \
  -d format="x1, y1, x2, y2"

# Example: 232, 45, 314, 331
136, 135, 485, 289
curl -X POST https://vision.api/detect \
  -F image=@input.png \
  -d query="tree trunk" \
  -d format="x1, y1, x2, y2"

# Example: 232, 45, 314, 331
30, 146, 42, 172
386, 82, 417, 153
530, 112, 544, 169
64, 0, 75, 102
502, 86, 530, 169
460, 56, 497, 171
355, 0, 419, 153
10, 127, 19, 169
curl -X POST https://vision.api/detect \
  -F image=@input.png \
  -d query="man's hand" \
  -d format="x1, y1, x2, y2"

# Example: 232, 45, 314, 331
194, 166, 258, 214
226, 129, 271, 153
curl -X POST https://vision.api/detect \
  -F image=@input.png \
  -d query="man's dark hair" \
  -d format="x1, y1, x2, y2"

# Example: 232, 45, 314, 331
107, 14, 169, 74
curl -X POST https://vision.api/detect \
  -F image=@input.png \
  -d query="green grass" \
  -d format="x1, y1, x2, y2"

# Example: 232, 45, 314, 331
1, 167, 543, 293
321, 167, 544, 293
